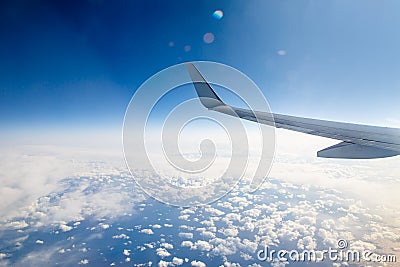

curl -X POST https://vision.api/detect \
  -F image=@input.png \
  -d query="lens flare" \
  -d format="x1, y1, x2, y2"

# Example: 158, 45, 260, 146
203, 33, 215, 44
277, 50, 286, 56
213, 10, 223, 20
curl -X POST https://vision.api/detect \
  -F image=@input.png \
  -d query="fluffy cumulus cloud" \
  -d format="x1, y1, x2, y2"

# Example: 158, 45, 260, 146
200, 230, 215, 239
4, 176, 400, 266
59, 224, 73, 232
140, 229, 154, 235
191, 260, 206, 267
220, 227, 239, 237
172, 257, 184, 265
178, 232, 193, 239
79, 259, 89, 265
123, 249, 130, 256
156, 248, 171, 258
158, 260, 171, 267
194, 240, 213, 251
171, 171, 400, 265
99, 223, 110, 229
181, 240, 195, 249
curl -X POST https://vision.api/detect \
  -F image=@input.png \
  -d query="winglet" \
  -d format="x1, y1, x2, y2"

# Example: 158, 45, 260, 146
185, 62, 225, 109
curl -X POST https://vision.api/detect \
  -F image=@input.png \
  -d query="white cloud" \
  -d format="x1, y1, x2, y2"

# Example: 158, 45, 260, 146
204, 207, 225, 216
179, 232, 193, 239
0, 145, 146, 232
191, 260, 206, 267
172, 257, 184, 265
35, 240, 44, 245
225, 213, 241, 222
133, 263, 153, 267
59, 224, 73, 232
123, 249, 130, 256
79, 259, 89, 265
0, 147, 74, 221
200, 220, 214, 227
241, 239, 258, 253
181, 241, 195, 249
242, 208, 261, 218
140, 229, 154, 235
240, 252, 253, 261
112, 234, 130, 239
156, 248, 171, 258
194, 240, 213, 251
220, 227, 238, 237
210, 237, 238, 256
158, 260, 171, 267
160, 243, 174, 250
4, 220, 29, 229
144, 243, 155, 249
350, 240, 376, 251
99, 223, 110, 229
223, 261, 242, 267
200, 230, 216, 239
178, 214, 190, 221
297, 236, 317, 250
2, 132, 400, 266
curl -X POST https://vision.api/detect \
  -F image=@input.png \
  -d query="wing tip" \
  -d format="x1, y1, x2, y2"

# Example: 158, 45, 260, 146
185, 62, 225, 109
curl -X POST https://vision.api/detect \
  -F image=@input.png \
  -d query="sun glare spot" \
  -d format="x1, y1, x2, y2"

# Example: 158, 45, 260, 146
213, 10, 224, 20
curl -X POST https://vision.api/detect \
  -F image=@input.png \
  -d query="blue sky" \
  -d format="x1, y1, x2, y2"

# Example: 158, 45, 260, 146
1, 0, 400, 133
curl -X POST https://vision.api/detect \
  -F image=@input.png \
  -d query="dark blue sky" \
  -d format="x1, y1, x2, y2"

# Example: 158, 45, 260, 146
1, 0, 400, 131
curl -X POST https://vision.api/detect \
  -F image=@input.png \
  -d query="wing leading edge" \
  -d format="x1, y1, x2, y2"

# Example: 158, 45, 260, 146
185, 62, 400, 159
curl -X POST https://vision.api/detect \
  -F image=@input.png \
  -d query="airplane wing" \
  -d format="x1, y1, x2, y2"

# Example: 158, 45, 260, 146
185, 62, 400, 159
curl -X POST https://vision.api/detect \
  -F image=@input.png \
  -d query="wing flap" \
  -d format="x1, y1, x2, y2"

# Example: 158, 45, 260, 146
317, 141, 399, 159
